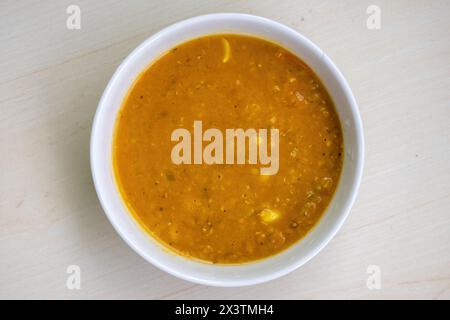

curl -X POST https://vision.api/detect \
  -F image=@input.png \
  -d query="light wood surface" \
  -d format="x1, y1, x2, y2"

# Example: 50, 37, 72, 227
1, 0, 449, 299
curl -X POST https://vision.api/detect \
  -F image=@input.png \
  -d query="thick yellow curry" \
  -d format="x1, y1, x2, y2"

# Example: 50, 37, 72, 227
113, 35, 343, 263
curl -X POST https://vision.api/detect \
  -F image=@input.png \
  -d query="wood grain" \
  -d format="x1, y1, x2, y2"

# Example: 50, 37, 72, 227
1, 0, 449, 299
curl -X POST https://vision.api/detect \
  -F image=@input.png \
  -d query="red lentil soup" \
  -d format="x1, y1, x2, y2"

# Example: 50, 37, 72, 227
113, 34, 343, 264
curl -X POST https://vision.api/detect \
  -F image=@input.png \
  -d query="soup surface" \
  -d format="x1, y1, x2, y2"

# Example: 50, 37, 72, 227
114, 34, 343, 263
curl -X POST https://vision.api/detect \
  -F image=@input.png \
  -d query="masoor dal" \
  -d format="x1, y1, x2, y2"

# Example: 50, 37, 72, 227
113, 35, 343, 263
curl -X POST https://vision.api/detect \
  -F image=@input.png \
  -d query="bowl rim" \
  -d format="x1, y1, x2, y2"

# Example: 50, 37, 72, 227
90, 12, 364, 287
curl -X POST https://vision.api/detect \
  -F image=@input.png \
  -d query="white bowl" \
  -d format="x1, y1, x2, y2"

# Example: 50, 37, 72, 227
90, 13, 364, 287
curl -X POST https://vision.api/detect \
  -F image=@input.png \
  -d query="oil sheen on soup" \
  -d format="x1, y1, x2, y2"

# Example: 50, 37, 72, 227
113, 35, 343, 264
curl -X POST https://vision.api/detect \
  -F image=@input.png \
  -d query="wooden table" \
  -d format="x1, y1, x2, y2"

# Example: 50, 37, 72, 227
1, 0, 449, 299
